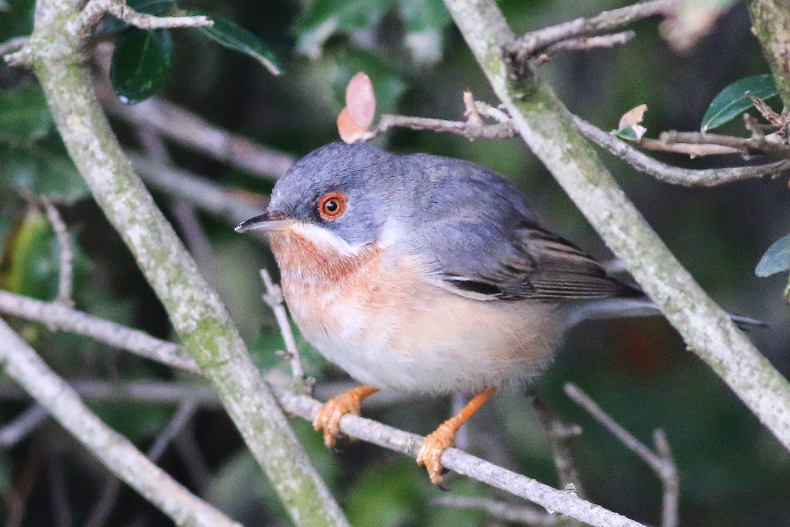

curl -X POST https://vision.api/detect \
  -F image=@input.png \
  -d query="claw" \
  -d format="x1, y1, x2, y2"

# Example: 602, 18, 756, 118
417, 421, 457, 484
313, 385, 378, 447
416, 387, 497, 485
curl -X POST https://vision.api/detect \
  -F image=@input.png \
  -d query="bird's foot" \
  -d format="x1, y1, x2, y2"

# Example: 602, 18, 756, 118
417, 420, 458, 485
313, 385, 378, 448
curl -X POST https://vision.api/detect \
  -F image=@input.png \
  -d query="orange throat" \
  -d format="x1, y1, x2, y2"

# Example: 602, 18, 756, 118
268, 229, 382, 289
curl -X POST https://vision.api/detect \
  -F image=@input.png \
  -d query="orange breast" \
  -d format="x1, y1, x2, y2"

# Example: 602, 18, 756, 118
268, 229, 386, 338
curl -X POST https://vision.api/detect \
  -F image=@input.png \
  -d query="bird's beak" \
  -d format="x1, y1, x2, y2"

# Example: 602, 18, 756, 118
235, 210, 296, 233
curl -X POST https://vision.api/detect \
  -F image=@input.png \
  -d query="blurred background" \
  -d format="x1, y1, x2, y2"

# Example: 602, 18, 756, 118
1, 0, 790, 525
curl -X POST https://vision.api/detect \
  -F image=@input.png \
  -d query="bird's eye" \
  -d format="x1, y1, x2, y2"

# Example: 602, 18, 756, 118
317, 191, 348, 221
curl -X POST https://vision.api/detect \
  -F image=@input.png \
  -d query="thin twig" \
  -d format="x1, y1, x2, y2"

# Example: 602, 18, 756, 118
73, 0, 211, 36
41, 198, 75, 308
0, 380, 221, 407
0, 36, 29, 58
508, 0, 677, 59
5, 445, 43, 527
173, 425, 212, 495
126, 151, 268, 232
375, 114, 516, 139
0, 292, 645, 525
260, 269, 305, 380
83, 475, 121, 527
85, 400, 200, 527
572, 115, 790, 186
660, 130, 790, 158
435, 495, 560, 526
97, 83, 295, 180
275, 387, 648, 527
536, 30, 636, 63
0, 405, 48, 448
0, 290, 201, 374
47, 455, 73, 527
653, 430, 679, 527
0, 319, 241, 527
564, 383, 679, 527
532, 396, 586, 499
148, 400, 199, 460
638, 137, 742, 156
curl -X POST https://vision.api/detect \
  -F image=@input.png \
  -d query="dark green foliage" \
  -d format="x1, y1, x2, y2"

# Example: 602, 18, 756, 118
111, 27, 174, 104
701, 74, 778, 131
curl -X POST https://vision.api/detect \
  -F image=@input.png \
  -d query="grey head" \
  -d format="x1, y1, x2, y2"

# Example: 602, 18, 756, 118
235, 141, 544, 249
237, 141, 641, 306
236, 142, 409, 248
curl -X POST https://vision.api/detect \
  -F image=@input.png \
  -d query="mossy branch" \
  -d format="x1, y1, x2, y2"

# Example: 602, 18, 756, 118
443, 0, 790, 453
8, 0, 349, 525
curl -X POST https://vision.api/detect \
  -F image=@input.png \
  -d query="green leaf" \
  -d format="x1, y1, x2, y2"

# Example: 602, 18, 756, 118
294, 0, 395, 58
755, 233, 790, 277
110, 27, 173, 104
0, 143, 89, 203
0, 83, 54, 141
615, 125, 640, 141
701, 74, 778, 131
194, 13, 281, 75
3, 209, 59, 300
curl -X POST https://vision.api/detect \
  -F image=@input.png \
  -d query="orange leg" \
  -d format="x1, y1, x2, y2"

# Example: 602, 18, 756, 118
417, 387, 497, 485
313, 385, 379, 447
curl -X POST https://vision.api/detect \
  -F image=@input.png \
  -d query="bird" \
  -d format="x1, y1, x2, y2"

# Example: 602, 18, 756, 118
235, 141, 752, 484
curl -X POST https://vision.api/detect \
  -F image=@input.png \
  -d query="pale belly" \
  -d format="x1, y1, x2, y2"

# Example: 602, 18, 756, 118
269, 229, 561, 394
282, 269, 561, 394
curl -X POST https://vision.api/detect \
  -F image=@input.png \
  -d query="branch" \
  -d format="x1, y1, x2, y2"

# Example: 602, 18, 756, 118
274, 388, 649, 527
572, 115, 790, 186
444, 0, 790, 472
74, 0, 212, 35
96, 83, 295, 180
0, 290, 201, 374
260, 269, 305, 381
6, 2, 346, 513
127, 152, 268, 230
0, 405, 47, 448
565, 384, 679, 527
375, 113, 515, 139
0, 319, 241, 527
0, 36, 29, 58
0, 380, 222, 407
660, 130, 790, 158
508, 0, 676, 59
435, 495, 560, 526
0, 292, 646, 526
532, 397, 586, 499
40, 198, 74, 307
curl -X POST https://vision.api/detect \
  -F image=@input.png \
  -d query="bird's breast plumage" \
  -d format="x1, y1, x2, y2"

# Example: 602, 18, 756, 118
268, 227, 562, 393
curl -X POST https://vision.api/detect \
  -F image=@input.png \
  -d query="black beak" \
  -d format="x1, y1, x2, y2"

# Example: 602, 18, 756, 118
235, 210, 296, 233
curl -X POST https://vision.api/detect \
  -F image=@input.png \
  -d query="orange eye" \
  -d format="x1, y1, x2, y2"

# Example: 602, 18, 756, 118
317, 191, 348, 220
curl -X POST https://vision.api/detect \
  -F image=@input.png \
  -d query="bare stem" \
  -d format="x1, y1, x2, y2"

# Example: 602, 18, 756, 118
443, 0, 790, 461
40, 198, 74, 307
565, 383, 679, 527
0, 319, 241, 527
0, 405, 48, 448
0, 290, 201, 374
435, 495, 560, 526
509, 0, 676, 59
97, 84, 295, 180
260, 269, 305, 380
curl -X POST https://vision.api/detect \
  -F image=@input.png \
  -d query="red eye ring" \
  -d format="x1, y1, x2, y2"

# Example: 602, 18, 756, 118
317, 191, 348, 221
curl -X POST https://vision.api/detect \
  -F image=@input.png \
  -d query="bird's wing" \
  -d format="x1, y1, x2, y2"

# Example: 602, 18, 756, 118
426, 220, 640, 302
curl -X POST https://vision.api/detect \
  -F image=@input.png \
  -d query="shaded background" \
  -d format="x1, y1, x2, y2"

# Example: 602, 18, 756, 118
1, 0, 790, 525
